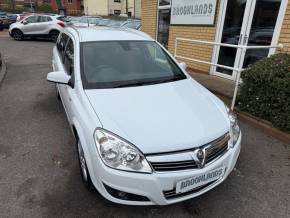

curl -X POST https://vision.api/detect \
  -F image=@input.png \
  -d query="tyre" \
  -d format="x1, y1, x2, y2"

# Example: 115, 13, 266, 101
12, 29, 24, 41
76, 139, 94, 191
49, 30, 59, 43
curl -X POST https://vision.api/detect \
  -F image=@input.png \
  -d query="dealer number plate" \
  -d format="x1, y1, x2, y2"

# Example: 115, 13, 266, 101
176, 166, 226, 193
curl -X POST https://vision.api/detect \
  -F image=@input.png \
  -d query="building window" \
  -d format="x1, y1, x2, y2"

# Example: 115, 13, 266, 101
114, 10, 121, 15
159, 0, 171, 7
114, 0, 121, 2
67, 0, 73, 3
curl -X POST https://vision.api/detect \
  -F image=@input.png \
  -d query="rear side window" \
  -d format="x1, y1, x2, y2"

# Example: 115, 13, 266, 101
56, 33, 69, 59
38, 16, 52, 22
63, 39, 74, 75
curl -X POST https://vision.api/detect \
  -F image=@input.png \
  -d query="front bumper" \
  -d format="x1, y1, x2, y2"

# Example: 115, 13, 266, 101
89, 134, 241, 205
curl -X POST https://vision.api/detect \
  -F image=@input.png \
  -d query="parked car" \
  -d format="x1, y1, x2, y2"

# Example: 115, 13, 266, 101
121, 20, 141, 30
0, 19, 4, 31
9, 14, 65, 42
47, 26, 241, 205
66, 16, 82, 24
7, 14, 19, 23
0, 15, 11, 28
97, 18, 111, 26
56, 15, 70, 23
72, 16, 102, 27
106, 20, 124, 27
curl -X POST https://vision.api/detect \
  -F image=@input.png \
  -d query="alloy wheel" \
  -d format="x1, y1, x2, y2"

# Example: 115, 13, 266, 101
13, 30, 23, 41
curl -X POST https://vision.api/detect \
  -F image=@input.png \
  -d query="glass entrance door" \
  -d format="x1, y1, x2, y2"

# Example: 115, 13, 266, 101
243, 0, 282, 68
157, 0, 171, 48
214, 0, 284, 80
157, 9, 171, 48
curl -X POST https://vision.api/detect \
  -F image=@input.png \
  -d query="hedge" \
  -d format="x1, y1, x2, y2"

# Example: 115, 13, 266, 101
237, 53, 290, 132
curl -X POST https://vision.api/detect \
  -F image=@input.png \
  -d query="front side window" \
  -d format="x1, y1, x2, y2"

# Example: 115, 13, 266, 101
81, 41, 186, 89
64, 39, 74, 75
25, 16, 38, 24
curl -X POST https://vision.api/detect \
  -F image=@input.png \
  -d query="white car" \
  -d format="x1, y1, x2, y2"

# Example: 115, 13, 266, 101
47, 26, 241, 205
72, 16, 102, 27
9, 14, 65, 42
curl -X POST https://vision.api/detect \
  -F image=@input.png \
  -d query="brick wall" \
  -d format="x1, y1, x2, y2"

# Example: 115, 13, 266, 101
141, 0, 157, 39
168, 26, 217, 73
142, 1, 290, 74
142, 0, 219, 74
279, 1, 290, 53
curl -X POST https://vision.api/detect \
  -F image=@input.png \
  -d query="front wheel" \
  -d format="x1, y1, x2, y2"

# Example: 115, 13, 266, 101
12, 29, 24, 41
49, 30, 59, 42
77, 140, 94, 191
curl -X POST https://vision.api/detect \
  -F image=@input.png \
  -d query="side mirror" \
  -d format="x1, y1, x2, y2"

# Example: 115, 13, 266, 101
47, 71, 71, 84
179, 62, 187, 70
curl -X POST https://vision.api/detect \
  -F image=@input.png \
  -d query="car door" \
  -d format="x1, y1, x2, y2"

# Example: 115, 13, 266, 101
37, 16, 53, 34
21, 15, 39, 35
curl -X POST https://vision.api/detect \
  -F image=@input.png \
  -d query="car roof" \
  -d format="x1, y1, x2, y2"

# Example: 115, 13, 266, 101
67, 26, 153, 42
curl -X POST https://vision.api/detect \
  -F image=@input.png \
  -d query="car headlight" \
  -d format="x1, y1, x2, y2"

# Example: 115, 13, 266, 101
94, 128, 152, 173
228, 111, 241, 147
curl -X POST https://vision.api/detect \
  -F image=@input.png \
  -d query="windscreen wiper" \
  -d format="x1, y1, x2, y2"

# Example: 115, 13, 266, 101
113, 81, 154, 88
154, 75, 186, 84
113, 76, 186, 88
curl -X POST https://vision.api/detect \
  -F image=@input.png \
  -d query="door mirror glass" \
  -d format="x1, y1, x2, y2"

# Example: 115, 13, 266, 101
47, 71, 71, 84
179, 62, 187, 70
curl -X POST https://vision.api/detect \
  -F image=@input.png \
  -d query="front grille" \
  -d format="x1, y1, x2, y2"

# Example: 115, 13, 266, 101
149, 133, 229, 172
150, 160, 197, 172
205, 133, 230, 164
163, 180, 217, 200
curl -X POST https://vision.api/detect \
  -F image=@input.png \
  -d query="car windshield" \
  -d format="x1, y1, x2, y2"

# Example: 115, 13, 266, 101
81, 41, 186, 89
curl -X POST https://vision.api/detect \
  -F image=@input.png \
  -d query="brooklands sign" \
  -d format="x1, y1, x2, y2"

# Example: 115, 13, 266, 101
171, 0, 217, 25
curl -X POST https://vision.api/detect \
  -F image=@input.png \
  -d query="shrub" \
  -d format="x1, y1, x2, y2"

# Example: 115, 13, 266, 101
237, 53, 290, 132
37, 4, 54, 13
